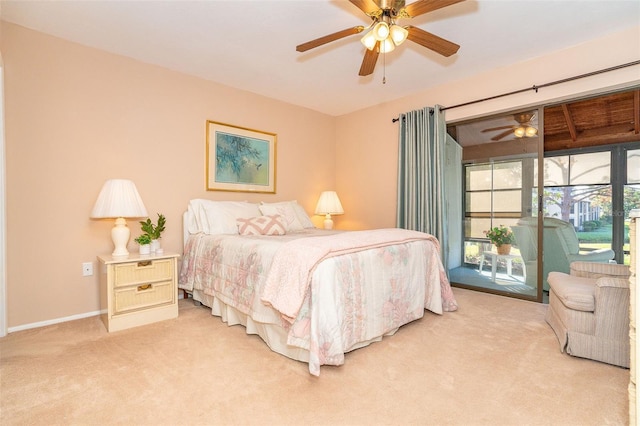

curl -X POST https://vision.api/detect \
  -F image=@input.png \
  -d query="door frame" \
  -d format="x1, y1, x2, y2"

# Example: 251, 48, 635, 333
0, 55, 7, 337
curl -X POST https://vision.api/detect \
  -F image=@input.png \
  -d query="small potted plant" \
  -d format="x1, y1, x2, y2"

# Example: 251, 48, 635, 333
140, 213, 166, 253
484, 225, 515, 255
134, 233, 152, 255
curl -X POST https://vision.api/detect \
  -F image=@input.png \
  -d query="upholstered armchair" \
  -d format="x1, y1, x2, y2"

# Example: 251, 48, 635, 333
546, 261, 631, 368
512, 217, 615, 290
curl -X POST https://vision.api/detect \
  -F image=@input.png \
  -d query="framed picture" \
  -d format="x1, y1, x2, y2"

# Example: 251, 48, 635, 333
206, 121, 277, 193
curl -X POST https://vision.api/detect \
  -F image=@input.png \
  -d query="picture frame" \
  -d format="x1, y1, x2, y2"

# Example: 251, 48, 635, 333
206, 120, 277, 193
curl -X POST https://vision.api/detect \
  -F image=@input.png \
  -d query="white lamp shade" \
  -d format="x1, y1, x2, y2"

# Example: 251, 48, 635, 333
380, 38, 395, 53
361, 30, 377, 50
91, 179, 148, 219
315, 191, 344, 230
91, 179, 148, 257
372, 21, 390, 41
389, 25, 408, 46
514, 126, 526, 138
315, 191, 344, 215
525, 126, 538, 137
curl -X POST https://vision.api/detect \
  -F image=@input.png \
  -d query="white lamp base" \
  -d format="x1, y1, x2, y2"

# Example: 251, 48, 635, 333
111, 217, 131, 257
323, 213, 334, 230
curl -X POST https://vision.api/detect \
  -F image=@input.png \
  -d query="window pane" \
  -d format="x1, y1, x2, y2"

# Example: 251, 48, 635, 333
466, 218, 491, 239
494, 190, 521, 212
570, 152, 610, 185
628, 149, 640, 184
466, 191, 491, 212
466, 164, 492, 190
493, 161, 522, 189
538, 156, 569, 186
544, 185, 611, 230
624, 184, 640, 265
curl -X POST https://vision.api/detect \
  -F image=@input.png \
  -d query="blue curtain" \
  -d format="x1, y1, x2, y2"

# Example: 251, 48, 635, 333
397, 105, 457, 269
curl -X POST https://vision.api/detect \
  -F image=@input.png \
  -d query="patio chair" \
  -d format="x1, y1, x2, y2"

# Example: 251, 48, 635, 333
511, 217, 614, 290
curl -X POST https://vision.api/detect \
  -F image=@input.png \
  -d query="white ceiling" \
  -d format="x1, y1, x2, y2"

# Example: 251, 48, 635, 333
1, 0, 638, 116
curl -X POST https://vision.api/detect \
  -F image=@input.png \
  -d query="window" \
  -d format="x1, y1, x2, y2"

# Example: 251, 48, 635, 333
534, 146, 640, 264
624, 148, 640, 264
464, 160, 523, 264
535, 152, 611, 233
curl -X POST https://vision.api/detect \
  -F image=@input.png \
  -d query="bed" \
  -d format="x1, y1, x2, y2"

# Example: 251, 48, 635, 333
178, 199, 457, 375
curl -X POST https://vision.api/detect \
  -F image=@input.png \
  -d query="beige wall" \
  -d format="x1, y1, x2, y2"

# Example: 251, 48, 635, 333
1, 22, 336, 328
2, 20, 639, 329
336, 26, 640, 231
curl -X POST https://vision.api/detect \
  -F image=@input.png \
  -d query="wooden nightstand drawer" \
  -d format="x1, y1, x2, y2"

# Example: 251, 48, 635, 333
98, 252, 179, 332
114, 280, 174, 314
113, 258, 173, 287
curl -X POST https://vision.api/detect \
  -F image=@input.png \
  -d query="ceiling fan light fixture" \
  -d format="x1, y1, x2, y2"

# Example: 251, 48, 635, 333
361, 30, 377, 50
514, 126, 526, 138
389, 25, 408, 46
296, 0, 464, 77
525, 126, 538, 137
373, 21, 390, 41
380, 37, 395, 53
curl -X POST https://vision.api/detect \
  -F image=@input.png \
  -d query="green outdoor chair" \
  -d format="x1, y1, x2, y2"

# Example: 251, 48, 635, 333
511, 217, 615, 291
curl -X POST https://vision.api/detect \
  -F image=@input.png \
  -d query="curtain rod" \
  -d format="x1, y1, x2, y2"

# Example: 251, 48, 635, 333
391, 60, 640, 123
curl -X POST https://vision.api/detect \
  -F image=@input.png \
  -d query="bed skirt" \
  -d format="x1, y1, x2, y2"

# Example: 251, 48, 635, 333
190, 289, 399, 367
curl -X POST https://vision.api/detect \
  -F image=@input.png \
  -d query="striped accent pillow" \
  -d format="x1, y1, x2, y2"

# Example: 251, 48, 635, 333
237, 215, 286, 236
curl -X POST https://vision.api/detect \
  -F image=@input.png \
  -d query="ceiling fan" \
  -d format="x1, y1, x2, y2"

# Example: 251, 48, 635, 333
296, 0, 465, 76
481, 113, 539, 141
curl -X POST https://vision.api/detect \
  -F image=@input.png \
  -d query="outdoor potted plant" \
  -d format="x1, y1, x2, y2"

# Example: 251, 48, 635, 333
484, 225, 515, 255
140, 213, 166, 253
134, 233, 152, 255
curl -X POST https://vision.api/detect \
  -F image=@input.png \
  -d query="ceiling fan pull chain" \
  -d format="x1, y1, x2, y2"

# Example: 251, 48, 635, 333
383, 51, 387, 84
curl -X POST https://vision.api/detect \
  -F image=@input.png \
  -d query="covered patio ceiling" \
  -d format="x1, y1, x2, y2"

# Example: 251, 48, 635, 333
450, 87, 640, 154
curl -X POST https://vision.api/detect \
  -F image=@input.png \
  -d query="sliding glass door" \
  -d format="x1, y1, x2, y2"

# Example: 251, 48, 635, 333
447, 89, 638, 303
447, 108, 541, 300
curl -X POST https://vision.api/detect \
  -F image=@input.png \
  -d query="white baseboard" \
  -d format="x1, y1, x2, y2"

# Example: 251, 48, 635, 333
7, 310, 102, 333
7, 292, 185, 333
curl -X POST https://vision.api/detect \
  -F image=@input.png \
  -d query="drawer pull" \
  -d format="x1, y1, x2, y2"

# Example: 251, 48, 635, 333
137, 284, 152, 291
137, 261, 152, 267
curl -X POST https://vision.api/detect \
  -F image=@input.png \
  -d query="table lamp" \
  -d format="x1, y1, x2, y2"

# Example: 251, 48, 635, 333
315, 191, 344, 230
91, 179, 148, 257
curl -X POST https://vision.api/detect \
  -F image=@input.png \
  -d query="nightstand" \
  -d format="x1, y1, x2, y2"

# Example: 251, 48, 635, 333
98, 252, 179, 332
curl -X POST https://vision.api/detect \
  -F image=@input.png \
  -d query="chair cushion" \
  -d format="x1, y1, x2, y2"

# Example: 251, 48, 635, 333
547, 271, 595, 312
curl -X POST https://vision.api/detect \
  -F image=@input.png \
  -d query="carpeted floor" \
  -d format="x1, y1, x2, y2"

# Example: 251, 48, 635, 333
0, 288, 629, 425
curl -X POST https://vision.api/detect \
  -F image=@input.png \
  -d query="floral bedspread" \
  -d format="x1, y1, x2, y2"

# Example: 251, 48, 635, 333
179, 229, 457, 375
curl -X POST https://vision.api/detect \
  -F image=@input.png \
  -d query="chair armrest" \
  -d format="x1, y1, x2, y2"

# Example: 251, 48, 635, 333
570, 261, 630, 279
566, 249, 615, 263
594, 277, 630, 342
596, 277, 630, 290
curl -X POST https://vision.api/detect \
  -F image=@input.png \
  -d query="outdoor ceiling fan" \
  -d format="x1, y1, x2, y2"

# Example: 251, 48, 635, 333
482, 113, 539, 141
296, 0, 465, 76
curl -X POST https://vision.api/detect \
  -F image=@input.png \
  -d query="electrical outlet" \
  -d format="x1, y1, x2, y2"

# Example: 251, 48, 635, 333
82, 262, 93, 277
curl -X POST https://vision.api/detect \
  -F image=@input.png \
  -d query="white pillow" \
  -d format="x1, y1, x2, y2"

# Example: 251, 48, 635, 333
292, 203, 315, 229
237, 215, 286, 236
188, 199, 261, 235
259, 201, 305, 231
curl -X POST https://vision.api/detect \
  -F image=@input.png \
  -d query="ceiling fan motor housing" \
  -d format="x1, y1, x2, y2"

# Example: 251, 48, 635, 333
376, 0, 406, 13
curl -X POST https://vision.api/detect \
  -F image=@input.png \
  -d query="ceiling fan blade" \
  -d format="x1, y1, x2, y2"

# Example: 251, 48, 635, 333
402, 0, 466, 18
349, 0, 381, 16
359, 43, 380, 76
406, 25, 460, 57
482, 125, 516, 133
492, 129, 516, 141
296, 26, 365, 52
